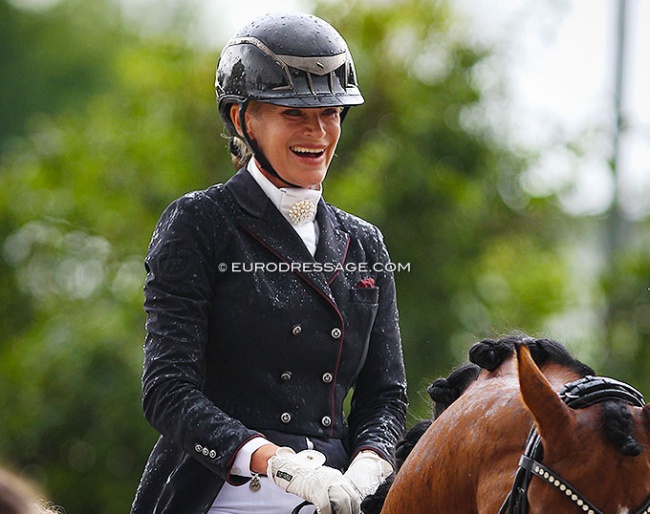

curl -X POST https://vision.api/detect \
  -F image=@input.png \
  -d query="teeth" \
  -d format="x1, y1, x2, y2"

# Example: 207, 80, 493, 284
291, 146, 324, 155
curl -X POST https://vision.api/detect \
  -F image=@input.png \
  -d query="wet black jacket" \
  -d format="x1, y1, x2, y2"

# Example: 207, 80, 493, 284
130, 169, 408, 514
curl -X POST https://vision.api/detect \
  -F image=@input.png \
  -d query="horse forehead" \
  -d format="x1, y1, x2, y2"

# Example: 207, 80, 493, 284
542, 405, 650, 505
633, 406, 650, 440
572, 402, 648, 447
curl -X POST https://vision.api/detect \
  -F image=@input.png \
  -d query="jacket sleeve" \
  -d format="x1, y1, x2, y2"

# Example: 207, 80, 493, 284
346, 226, 408, 463
141, 191, 260, 481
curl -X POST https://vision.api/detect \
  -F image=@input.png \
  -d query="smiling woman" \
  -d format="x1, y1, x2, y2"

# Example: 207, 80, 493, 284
232, 102, 342, 189
130, 11, 408, 514
216, 12, 363, 188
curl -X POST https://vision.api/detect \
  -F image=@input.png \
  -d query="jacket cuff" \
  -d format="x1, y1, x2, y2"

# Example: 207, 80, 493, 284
350, 446, 391, 465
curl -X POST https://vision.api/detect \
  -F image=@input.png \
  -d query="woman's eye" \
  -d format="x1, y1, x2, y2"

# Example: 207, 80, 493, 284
323, 108, 340, 117
279, 107, 341, 121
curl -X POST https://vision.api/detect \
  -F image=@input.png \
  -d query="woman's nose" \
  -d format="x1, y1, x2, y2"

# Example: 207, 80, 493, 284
302, 113, 326, 136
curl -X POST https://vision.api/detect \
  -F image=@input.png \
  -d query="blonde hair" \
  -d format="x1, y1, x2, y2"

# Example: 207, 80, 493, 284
0, 468, 63, 514
228, 136, 252, 171
227, 101, 265, 170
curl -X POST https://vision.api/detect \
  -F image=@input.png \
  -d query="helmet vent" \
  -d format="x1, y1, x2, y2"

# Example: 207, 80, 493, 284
279, 53, 347, 75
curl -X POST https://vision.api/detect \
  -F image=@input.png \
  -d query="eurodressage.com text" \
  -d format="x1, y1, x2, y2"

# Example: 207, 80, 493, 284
218, 262, 411, 274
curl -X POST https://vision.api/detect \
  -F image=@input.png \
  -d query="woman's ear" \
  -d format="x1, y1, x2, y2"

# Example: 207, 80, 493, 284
231, 103, 256, 140
230, 104, 243, 137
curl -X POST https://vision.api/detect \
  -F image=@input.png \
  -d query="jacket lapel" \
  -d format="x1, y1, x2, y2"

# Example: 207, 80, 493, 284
314, 202, 350, 286
225, 169, 349, 307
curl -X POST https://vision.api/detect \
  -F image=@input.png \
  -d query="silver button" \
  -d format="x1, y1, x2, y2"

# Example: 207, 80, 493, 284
194, 444, 203, 453
330, 328, 342, 339
321, 416, 332, 427
280, 371, 292, 382
202, 448, 209, 456
322, 373, 333, 383
280, 412, 292, 423
292, 324, 302, 336
209, 450, 217, 459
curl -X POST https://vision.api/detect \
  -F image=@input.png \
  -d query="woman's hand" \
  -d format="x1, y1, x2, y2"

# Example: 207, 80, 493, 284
250, 443, 280, 474
343, 451, 393, 497
267, 447, 361, 514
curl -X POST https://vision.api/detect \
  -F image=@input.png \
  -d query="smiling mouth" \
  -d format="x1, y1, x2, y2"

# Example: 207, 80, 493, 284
291, 146, 326, 159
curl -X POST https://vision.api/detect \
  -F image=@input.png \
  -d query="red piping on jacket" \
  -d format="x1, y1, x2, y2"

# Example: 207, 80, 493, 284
240, 227, 350, 437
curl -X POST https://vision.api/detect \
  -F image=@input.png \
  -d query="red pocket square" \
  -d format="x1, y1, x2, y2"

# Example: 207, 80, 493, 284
357, 277, 375, 288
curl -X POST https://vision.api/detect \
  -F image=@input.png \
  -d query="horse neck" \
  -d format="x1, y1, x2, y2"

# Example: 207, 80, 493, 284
423, 376, 534, 512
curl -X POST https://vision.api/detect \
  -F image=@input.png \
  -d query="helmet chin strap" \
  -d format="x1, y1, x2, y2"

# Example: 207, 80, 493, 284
238, 102, 303, 189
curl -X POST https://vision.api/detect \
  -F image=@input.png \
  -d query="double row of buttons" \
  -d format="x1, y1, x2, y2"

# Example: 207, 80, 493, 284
291, 324, 342, 339
194, 443, 217, 459
281, 324, 339, 429
280, 412, 332, 427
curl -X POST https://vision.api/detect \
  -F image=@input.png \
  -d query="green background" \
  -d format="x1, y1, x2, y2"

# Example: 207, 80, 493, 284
1, 0, 648, 512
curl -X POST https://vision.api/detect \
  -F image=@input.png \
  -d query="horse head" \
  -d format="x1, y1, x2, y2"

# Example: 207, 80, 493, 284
516, 343, 650, 514
375, 335, 650, 514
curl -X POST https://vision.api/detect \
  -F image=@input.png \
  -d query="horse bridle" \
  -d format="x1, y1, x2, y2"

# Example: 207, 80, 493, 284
499, 375, 650, 514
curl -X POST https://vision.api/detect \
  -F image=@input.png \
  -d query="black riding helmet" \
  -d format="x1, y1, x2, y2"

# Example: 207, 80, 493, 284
215, 12, 364, 186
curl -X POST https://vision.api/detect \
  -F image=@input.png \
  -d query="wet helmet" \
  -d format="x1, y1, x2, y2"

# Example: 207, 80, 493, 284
215, 12, 364, 183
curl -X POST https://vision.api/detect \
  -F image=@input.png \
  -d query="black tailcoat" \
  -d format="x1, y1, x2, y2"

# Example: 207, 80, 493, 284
131, 169, 408, 513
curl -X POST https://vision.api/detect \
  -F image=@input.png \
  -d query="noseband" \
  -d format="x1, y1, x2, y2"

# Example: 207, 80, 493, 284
499, 375, 649, 514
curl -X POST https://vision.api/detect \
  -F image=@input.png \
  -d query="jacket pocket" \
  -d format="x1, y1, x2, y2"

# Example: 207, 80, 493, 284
349, 287, 379, 304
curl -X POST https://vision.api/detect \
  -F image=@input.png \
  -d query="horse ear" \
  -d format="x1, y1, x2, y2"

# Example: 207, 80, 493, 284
516, 342, 572, 441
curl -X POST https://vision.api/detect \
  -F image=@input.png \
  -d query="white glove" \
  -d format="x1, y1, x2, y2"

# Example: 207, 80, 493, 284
267, 447, 361, 514
343, 451, 393, 498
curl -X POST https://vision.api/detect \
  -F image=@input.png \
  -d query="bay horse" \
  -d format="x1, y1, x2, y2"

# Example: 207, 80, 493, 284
368, 335, 650, 514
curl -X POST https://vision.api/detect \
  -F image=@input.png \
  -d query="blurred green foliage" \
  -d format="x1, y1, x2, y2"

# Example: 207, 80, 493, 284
0, 0, 648, 512
319, 0, 576, 400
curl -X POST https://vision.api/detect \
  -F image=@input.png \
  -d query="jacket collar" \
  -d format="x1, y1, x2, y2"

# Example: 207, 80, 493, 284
225, 168, 350, 304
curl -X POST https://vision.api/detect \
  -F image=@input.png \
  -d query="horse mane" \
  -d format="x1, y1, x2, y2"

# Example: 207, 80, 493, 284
601, 400, 643, 456
428, 334, 595, 419
468, 334, 595, 375
360, 334, 640, 514
427, 363, 480, 419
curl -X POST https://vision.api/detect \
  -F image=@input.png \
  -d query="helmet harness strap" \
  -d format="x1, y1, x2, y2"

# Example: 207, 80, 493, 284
237, 100, 303, 189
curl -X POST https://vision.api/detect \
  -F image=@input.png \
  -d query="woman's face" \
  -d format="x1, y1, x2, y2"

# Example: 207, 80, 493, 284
233, 102, 342, 189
